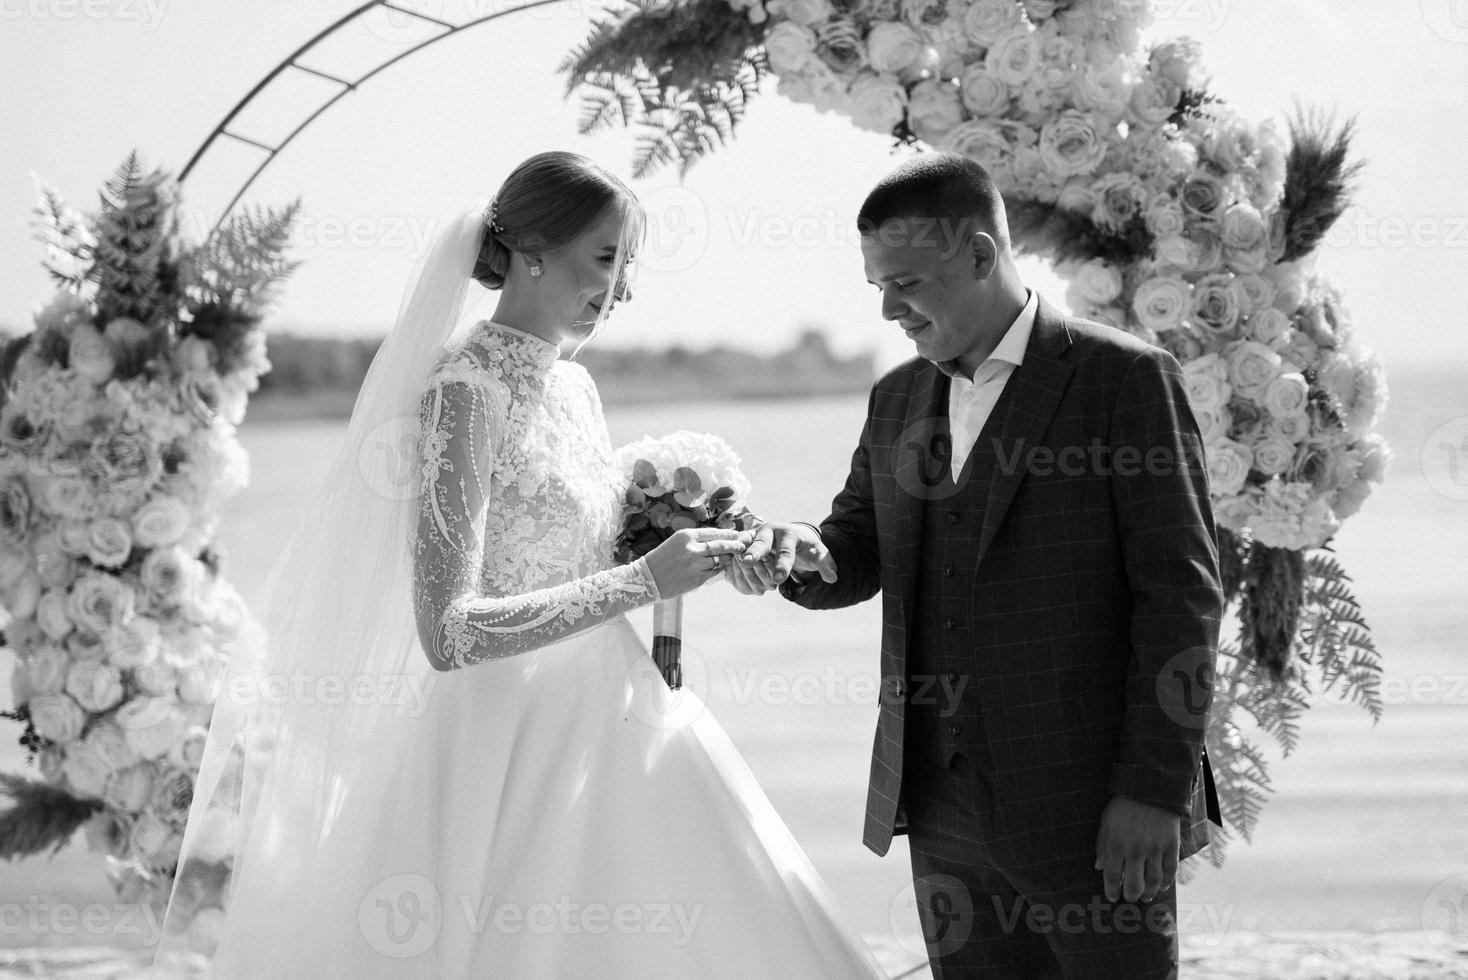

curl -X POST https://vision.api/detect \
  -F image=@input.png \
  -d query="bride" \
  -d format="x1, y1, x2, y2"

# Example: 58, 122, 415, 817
149, 151, 887, 978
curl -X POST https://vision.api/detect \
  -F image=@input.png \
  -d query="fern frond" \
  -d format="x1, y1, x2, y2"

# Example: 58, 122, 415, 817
30, 174, 94, 292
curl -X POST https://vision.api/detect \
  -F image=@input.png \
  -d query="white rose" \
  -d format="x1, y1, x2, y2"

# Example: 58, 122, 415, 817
1191, 274, 1246, 338
961, 0, 1022, 46
130, 494, 190, 549
86, 517, 134, 569
141, 545, 201, 608
1284, 331, 1320, 371
1070, 259, 1123, 305
84, 721, 141, 771
1291, 439, 1358, 498
1192, 404, 1231, 444
28, 692, 87, 744
1149, 37, 1201, 90
984, 30, 1041, 85
132, 656, 179, 697
66, 571, 136, 635
117, 694, 188, 760
1089, 172, 1146, 232
772, 0, 832, 25
1182, 354, 1232, 412
57, 518, 92, 555
865, 21, 923, 73
167, 725, 211, 772
129, 811, 173, 859
1179, 171, 1227, 225
65, 660, 126, 713
1073, 63, 1128, 118
764, 21, 818, 74
1250, 435, 1295, 476
107, 616, 163, 670
908, 78, 966, 142
36, 588, 74, 640
1219, 202, 1266, 251
1245, 307, 1291, 349
61, 742, 112, 799
848, 72, 908, 134
43, 476, 95, 522
1204, 439, 1253, 496
105, 762, 156, 812
1131, 277, 1191, 333
1234, 273, 1275, 315
1262, 372, 1309, 419
959, 64, 1009, 116
7, 569, 44, 619
1129, 75, 1181, 125
1226, 340, 1283, 401
66, 630, 108, 663
941, 120, 1014, 179
177, 658, 221, 705
1272, 412, 1311, 444
23, 642, 72, 696
1038, 110, 1108, 178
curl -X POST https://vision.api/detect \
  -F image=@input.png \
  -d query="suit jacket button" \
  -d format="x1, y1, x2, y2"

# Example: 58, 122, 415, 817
946, 512, 961, 525
943, 617, 955, 630
946, 671, 959, 685
942, 565, 956, 578
949, 723, 962, 736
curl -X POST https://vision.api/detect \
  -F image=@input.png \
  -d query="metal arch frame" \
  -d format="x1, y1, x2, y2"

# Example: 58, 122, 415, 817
179, 0, 569, 237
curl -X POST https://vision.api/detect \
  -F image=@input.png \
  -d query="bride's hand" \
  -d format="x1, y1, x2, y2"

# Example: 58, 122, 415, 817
643, 528, 749, 599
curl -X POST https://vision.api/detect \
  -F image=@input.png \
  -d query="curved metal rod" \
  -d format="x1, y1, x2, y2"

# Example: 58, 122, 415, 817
181, 0, 573, 238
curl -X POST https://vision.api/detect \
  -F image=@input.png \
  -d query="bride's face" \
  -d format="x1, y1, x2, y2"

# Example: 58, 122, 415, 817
539, 209, 634, 339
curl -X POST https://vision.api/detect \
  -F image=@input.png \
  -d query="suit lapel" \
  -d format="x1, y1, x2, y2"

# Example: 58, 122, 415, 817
974, 298, 1076, 564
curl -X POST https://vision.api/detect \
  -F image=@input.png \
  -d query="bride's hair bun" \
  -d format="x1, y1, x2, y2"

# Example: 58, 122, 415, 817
471, 151, 644, 292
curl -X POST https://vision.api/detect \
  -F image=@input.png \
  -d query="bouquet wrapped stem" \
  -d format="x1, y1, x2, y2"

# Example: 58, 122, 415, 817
614, 431, 755, 691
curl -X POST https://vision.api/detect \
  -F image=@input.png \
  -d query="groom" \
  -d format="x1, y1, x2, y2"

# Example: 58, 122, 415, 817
734, 154, 1223, 978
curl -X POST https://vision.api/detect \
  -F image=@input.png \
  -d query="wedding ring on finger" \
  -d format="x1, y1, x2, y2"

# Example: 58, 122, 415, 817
708, 554, 728, 571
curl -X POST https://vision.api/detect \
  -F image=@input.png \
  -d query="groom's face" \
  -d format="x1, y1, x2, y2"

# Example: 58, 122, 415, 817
860, 217, 985, 366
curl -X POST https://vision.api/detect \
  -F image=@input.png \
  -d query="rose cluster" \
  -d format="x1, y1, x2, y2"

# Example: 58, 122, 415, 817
739, 0, 1386, 551
0, 248, 270, 951
613, 431, 756, 564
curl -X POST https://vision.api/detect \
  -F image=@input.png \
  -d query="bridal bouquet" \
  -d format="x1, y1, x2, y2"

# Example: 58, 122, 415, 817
614, 431, 755, 688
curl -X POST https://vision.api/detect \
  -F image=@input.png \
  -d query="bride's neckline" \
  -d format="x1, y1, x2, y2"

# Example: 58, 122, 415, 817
471, 318, 562, 371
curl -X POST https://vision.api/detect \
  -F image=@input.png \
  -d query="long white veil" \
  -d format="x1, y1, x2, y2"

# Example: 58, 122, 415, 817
148, 198, 491, 969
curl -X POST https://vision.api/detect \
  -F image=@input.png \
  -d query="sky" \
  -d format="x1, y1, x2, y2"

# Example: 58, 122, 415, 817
2, 0, 1467, 374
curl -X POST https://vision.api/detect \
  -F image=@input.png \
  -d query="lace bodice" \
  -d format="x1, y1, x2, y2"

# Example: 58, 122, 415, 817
411, 319, 661, 671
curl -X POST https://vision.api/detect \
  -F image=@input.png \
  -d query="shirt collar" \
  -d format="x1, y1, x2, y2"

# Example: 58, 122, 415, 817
938, 289, 1038, 382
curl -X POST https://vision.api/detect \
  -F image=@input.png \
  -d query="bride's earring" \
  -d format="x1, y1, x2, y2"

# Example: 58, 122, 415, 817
529, 265, 542, 277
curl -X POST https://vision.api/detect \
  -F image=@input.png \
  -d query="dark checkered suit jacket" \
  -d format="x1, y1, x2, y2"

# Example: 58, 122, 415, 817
785, 295, 1224, 864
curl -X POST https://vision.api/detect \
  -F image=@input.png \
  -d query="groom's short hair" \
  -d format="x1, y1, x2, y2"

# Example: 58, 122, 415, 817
857, 153, 1011, 256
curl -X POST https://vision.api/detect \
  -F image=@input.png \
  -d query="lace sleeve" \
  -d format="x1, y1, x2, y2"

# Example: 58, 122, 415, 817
411, 369, 663, 672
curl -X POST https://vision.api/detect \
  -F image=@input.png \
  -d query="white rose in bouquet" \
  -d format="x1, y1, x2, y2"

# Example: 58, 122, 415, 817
29, 692, 87, 744
772, 0, 833, 26
942, 121, 1015, 181
131, 493, 191, 548
866, 21, 923, 73
166, 725, 211, 772
849, 72, 909, 133
43, 475, 96, 522
66, 629, 108, 663
1226, 340, 1283, 402
1190, 274, 1246, 339
85, 516, 134, 568
1056, 179, 1097, 214
140, 545, 203, 609
1204, 438, 1253, 497
65, 659, 126, 713
37, 588, 74, 640
1246, 307, 1291, 349
129, 811, 173, 860
1073, 62, 1129, 118
108, 616, 163, 669
68, 323, 116, 386
84, 720, 141, 771
1039, 110, 1109, 178
985, 30, 1042, 85
766, 21, 818, 73
66, 570, 136, 635
104, 762, 157, 812
1131, 276, 1190, 333
1129, 75, 1180, 125
908, 78, 966, 143
1181, 355, 1231, 411
961, 0, 1023, 46
1249, 433, 1295, 477
1332, 433, 1390, 519
1067, 258, 1123, 306
1089, 172, 1146, 232
1261, 371, 1309, 419
132, 655, 179, 697
959, 63, 1010, 116
117, 694, 189, 760
61, 741, 112, 799
1148, 37, 1202, 90
1251, 479, 1339, 550
23, 641, 71, 696
1192, 403, 1231, 444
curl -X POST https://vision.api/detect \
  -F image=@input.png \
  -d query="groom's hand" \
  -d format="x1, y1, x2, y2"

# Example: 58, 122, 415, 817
1094, 796, 1180, 904
733, 522, 837, 593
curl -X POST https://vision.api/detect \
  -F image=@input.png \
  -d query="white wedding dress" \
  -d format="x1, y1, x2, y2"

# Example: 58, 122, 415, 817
200, 319, 885, 978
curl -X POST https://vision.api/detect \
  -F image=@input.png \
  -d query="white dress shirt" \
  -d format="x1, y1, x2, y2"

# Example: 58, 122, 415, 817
941, 289, 1038, 482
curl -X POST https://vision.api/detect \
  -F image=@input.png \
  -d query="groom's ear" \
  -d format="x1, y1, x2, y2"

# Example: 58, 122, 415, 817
968, 231, 999, 280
